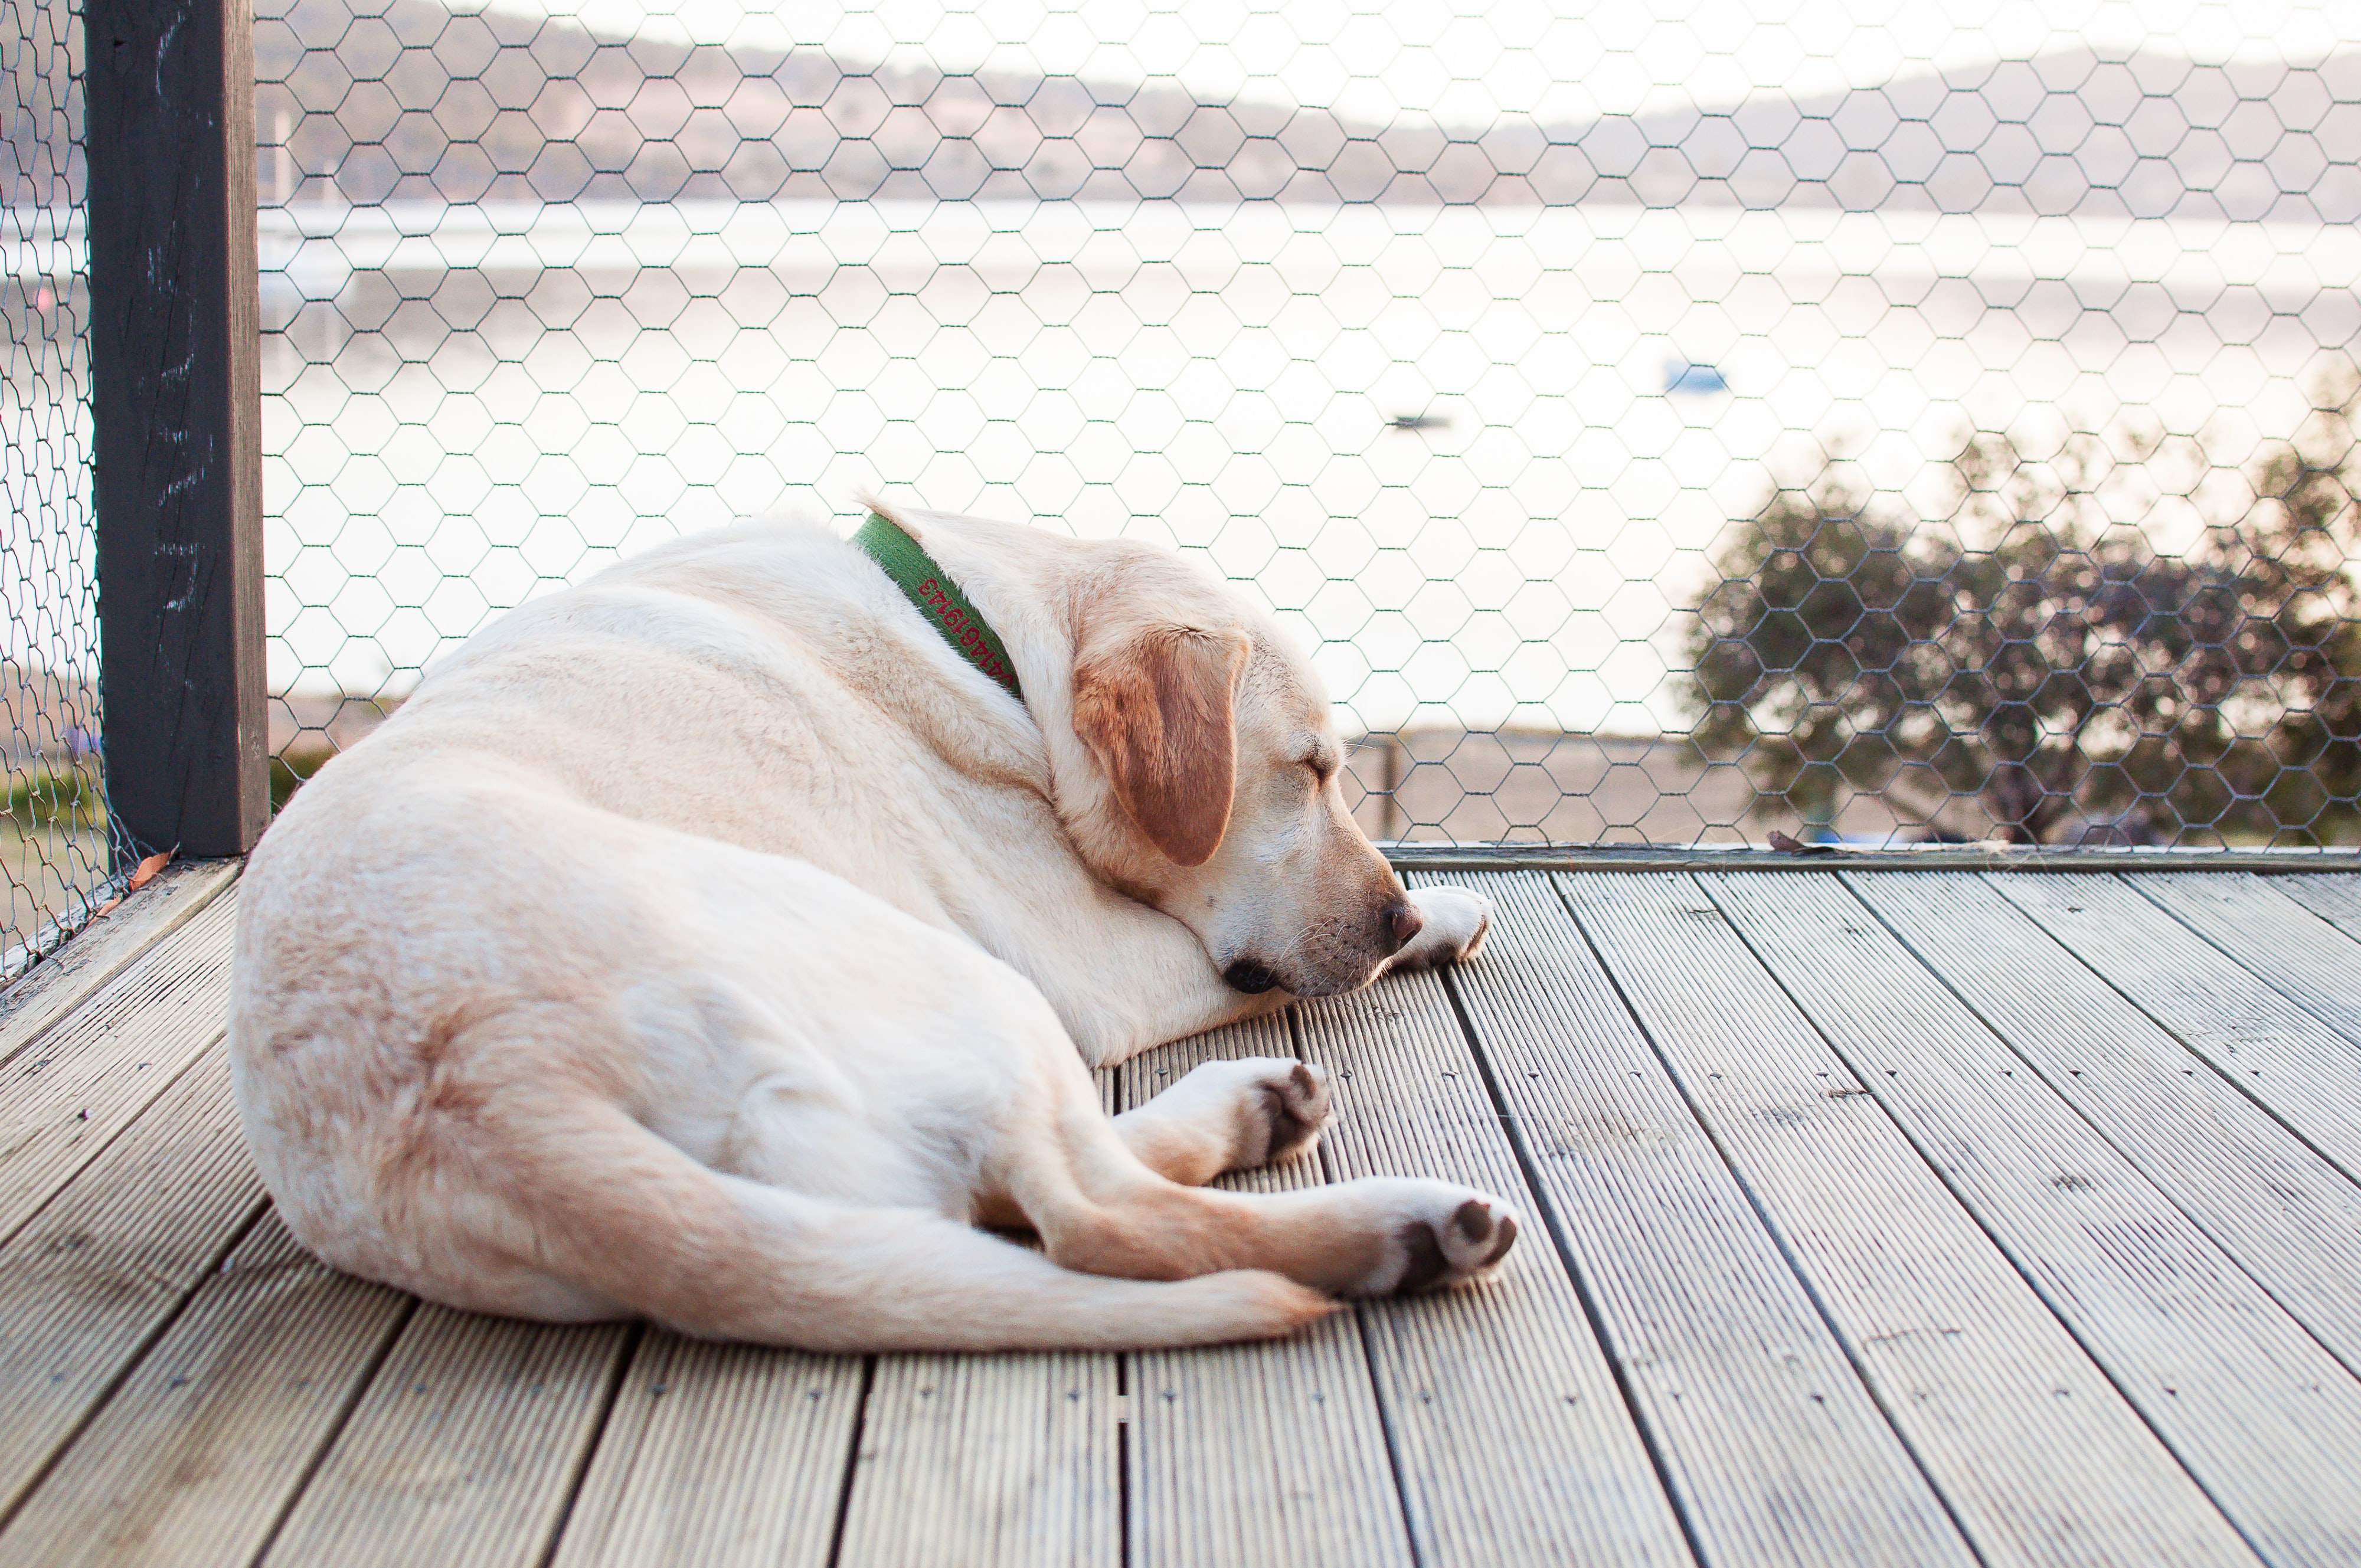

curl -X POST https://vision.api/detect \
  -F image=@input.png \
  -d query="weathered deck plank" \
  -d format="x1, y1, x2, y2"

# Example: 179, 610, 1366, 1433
0, 860, 238, 1072
1992, 873, 2361, 1184
0, 1046, 266, 1520
259, 1309, 630, 1568
0, 1213, 410, 1568
0, 891, 240, 1245
1855, 873, 2361, 1378
1699, 872, 2263, 1566
833, 1352, 1117, 1568
2128, 873, 2361, 1045
1568, 869, 2257, 1568
1305, 877, 1703, 1568
830, 1052, 1121, 1568
827, 1084, 1126, 1568
2277, 873, 2361, 943
1440, 869, 1969, 1568
1116, 1015, 1412, 1568
548, 1335, 864, 1568
10, 865, 2361, 1565
1846, 873, 2361, 1563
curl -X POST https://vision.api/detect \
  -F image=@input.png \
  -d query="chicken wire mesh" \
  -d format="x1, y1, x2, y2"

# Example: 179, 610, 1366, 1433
256, 0, 2361, 847
1, 0, 110, 971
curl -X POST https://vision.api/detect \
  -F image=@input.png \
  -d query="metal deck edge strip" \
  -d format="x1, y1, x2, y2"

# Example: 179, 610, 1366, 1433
1382, 845, 2361, 874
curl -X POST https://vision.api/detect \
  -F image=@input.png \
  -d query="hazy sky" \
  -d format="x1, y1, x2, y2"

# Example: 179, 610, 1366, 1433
480, 0, 2353, 120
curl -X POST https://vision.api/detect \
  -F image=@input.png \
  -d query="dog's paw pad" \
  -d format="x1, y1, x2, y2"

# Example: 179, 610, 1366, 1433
1363, 1189, 1520, 1295
1457, 906, 1493, 962
1146, 1056, 1335, 1175
1254, 1060, 1333, 1164
1451, 1197, 1518, 1269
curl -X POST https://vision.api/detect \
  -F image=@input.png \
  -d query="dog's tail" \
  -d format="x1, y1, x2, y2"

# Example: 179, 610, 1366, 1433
451, 1089, 1333, 1353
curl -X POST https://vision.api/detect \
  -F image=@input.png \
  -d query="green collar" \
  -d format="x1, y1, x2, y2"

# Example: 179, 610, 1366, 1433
853, 512, 1026, 705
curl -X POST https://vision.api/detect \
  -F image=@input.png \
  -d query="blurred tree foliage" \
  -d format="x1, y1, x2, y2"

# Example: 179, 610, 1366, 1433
1687, 362, 2360, 844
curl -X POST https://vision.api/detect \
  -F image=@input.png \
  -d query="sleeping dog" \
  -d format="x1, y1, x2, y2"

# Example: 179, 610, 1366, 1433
230, 502, 1516, 1350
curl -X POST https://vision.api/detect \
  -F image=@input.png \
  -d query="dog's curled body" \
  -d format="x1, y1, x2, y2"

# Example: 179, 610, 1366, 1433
232, 506, 1513, 1351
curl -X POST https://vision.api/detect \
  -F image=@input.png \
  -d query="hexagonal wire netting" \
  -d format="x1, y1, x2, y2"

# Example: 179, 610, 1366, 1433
0, 0, 112, 970
257, 0, 2361, 848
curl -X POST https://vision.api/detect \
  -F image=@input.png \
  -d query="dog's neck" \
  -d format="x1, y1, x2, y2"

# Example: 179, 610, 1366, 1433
858, 502, 1146, 877
853, 512, 1027, 705
859, 502, 1081, 709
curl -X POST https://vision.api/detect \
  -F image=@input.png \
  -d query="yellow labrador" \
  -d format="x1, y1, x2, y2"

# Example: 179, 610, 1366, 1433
230, 502, 1513, 1351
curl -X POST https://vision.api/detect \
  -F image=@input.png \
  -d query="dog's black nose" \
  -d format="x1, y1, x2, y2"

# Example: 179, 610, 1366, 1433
1222, 958, 1280, 994
1383, 900, 1424, 953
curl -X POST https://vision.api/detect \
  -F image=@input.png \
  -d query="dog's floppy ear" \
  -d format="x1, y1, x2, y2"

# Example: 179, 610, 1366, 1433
1072, 623, 1251, 866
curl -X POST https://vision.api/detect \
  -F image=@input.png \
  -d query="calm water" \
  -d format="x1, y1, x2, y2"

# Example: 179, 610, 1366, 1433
11, 201, 2356, 732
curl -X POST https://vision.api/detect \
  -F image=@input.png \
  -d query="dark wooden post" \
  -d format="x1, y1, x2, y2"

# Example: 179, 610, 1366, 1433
86, 0, 268, 860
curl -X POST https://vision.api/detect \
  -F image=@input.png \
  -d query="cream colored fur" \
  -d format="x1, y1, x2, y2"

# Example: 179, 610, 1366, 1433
229, 503, 1515, 1351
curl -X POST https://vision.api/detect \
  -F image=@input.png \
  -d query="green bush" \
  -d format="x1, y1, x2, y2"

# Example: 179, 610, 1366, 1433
4, 770, 106, 828
1688, 364, 2361, 845
270, 741, 336, 813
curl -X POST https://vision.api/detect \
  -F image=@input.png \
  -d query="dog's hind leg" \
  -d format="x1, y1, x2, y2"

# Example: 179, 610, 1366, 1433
387, 1080, 1334, 1353
1113, 1058, 1332, 1186
994, 1049, 1520, 1298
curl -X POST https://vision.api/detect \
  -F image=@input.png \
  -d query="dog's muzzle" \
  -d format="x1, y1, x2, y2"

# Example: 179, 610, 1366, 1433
1221, 958, 1280, 994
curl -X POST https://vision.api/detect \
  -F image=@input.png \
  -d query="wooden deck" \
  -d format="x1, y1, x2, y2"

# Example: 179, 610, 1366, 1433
5, 860, 2361, 1567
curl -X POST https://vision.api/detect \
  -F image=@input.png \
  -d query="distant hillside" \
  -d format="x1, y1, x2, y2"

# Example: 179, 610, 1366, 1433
1616, 47, 2361, 218
4, 1, 2352, 217
246, 0, 2360, 218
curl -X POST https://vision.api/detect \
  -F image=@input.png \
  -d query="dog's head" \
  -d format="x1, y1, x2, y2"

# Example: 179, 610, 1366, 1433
1061, 546, 1420, 998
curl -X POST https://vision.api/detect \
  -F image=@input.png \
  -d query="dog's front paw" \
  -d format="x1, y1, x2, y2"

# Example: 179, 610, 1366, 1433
1389, 885, 1493, 972
1244, 1058, 1334, 1167
1139, 1056, 1335, 1177
1348, 1180, 1522, 1296
1189, 1055, 1333, 1170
